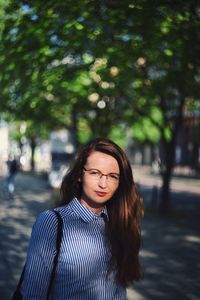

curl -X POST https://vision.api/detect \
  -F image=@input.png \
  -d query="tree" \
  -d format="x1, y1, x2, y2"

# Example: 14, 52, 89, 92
0, 0, 199, 212
126, 2, 200, 213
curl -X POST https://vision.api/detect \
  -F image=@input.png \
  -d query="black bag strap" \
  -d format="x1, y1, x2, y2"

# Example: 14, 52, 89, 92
12, 210, 63, 300
46, 210, 63, 299
12, 265, 26, 300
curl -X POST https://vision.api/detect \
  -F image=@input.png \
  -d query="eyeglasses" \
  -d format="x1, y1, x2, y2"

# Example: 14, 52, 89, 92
83, 168, 120, 183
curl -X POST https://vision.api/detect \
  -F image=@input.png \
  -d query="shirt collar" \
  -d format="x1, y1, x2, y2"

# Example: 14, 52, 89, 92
69, 198, 109, 223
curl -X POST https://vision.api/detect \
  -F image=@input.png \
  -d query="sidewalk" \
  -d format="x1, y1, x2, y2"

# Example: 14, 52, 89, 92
132, 165, 200, 215
0, 172, 51, 300
0, 171, 200, 300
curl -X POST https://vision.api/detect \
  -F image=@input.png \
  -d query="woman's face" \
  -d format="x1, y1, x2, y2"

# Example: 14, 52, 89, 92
80, 150, 120, 213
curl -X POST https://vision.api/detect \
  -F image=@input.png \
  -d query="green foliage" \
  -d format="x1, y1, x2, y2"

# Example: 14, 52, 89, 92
77, 118, 91, 145
0, 0, 199, 151
131, 118, 161, 144
108, 126, 126, 149
0, 0, 10, 37
8, 119, 50, 148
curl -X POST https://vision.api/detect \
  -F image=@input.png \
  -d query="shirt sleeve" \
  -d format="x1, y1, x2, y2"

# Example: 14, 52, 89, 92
21, 210, 58, 300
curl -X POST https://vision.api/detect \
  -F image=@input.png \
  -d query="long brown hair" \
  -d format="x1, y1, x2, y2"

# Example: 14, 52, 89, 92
60, 138, 143, 286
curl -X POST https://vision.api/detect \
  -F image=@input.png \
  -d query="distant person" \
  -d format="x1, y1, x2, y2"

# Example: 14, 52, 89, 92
5, 155, 19, 197
18, 138, 143, 299
152, 155, 161, 174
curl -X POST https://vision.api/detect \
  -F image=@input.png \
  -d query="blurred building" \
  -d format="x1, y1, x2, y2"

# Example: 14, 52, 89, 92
48, 129, 75, 188
127, 111, 200, 172
0, 122, 9, 174
50, 129, 75, 165
0, 122, 9, 158
175, 110, 200, 170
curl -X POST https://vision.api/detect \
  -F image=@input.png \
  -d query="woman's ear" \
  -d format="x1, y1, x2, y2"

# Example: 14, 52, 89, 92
78, 177, 81, 182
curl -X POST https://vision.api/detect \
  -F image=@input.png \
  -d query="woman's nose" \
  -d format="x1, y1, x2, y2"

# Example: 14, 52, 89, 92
98, 175, 107, 188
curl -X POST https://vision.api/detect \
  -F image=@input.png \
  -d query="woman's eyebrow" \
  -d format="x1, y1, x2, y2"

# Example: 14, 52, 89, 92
86, 168, 119, 175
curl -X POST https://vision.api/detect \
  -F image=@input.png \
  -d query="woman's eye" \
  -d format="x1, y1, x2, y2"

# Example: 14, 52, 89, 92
109, 174, 119, 180
90, 171, 99, 175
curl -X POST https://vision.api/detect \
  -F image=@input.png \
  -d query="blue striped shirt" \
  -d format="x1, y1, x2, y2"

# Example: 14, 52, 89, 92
21, 198, 126, 299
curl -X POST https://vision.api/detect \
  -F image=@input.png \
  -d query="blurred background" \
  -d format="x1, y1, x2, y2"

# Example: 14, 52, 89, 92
0, 1, 199, 299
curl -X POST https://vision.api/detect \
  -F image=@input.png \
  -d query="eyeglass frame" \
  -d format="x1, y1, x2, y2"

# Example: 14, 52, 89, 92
83, 167, 120, 183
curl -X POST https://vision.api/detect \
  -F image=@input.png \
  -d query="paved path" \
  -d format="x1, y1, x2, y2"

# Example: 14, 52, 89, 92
0, 170, 200, 300
0, 173, 51, 300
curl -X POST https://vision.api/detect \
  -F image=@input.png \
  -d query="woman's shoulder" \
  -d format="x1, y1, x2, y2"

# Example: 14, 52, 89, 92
53, 202, 76, 219
33, 209, 59, 230
36, 203, 70, 220
34, 201, 76, 228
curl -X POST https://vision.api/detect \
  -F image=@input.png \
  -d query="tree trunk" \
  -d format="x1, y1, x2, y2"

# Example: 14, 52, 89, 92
159, 97, 185, 214
159, 163, 173, 213
159, 138, 175, 214
30, 136, 36, 171
71, 103, 78, 151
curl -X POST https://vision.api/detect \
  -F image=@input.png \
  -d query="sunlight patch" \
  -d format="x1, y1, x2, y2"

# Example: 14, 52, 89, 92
127, 288, 146, 300
184, 235, 200, 243
141, 250, 158, 258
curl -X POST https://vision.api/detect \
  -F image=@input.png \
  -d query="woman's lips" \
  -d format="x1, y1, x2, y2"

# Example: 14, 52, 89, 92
95, 191, 107, 197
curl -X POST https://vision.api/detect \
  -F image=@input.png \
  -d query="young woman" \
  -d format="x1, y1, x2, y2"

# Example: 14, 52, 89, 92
20, 138, 143, 299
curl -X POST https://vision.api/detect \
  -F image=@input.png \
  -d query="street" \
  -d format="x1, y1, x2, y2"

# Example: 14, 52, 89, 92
0, 170, 200, 300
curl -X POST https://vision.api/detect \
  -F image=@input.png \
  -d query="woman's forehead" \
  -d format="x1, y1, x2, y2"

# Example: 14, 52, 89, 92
86, 151, 119, 171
